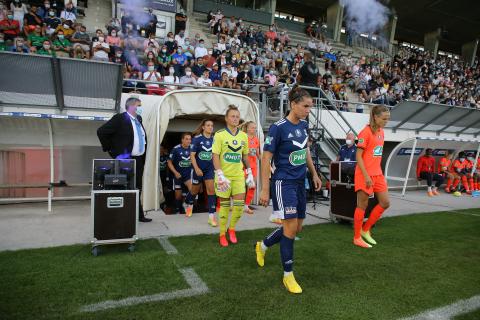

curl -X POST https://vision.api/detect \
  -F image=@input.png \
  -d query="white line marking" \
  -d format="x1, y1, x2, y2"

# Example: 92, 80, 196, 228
157, 236, 178, 255
399, 295, 480, 320
80, 268, 208, 313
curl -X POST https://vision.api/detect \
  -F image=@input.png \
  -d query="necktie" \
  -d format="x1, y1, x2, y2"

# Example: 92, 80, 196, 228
134, 118, 145, 154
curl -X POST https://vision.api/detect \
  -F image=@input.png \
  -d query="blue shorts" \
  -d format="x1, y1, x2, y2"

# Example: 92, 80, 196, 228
172, 173, 191, 190
191, 166, 214, 185
271, 179, 306, 220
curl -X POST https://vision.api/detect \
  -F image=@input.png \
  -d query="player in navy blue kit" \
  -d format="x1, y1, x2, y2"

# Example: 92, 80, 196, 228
167, 133, 193, 214
255, 86, 322, 294
185, 119, 217, 224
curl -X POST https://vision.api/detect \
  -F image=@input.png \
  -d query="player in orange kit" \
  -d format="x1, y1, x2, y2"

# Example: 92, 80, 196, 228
439, 150, 455, 193
450, 152, 470, 195
243, 121, 261, 215
353, 105, 391, 249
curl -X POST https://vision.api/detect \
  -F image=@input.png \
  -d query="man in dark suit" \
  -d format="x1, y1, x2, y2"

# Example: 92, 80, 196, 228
97, 97, 152, 222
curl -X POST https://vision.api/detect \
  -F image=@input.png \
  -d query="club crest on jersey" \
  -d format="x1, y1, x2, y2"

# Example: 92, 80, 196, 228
233, 140, 238, 145
373, 146, 383, 157
289, 148, 307, 166
358, 138, 365, 144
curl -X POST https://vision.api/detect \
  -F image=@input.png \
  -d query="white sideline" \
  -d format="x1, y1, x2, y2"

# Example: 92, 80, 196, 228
157, 236, 179, 254
399, 295, 480, 320
80, 267, 209, 313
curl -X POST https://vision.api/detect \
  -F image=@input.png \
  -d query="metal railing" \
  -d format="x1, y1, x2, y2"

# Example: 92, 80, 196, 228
0, 51, 123, 111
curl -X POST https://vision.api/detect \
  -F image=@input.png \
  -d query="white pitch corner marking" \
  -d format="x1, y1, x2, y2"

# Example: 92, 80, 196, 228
157, 236, 178, 255
398, 295, 480, 320
79, 238, 208, 313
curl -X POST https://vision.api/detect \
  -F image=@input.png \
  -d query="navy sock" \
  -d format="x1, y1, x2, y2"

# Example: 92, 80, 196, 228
263, 227, 283, 247
175, 199, 183, 213
185, 192, 194, 205
208, 195, 216, 214
280, 234, 294, 273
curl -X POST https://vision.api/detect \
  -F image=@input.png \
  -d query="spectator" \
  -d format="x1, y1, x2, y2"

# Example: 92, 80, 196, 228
0, 11, 20, 41
11, 36, 29, 53
27, 25, 47, 50
209, 63, 222, 86
192, 56, 207, 78
157, 45, 171, 75
105, 17, 121, 34
219, 72, 233, 88
174, 29, 186, 47
264, 25, 277, 43
23, 5, 43, 36
44, 8, 62, 35
180, 66, 197, 87
37, 39, 55, 56
163, 65, 179, 90
111, 47, 125, 63
0, 32, 5, 51
171, 46, 188, 76
143, 61, 163, 95
37, 1, 52, 19
10, 0, 27, 30
265, 68, 278, 86
278, 31, 290, 46
54, 19, 73, 39
144, 34, 160, 56
164, 31, 176, 54
145, 8, 157, 37
60, 2, 76, 22
194, 38, 207, 58
174, 8, 187, 34
91, 33, 110, 61
297, 51, 320, 97
183, 37, 194, 60
197, 69, 212, 87
52, 29, 71, 57
71, 25, 90, 59
106, 28, 121, 49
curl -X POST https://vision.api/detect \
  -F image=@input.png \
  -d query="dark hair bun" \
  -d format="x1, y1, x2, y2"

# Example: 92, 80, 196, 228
288, 85, 311, 103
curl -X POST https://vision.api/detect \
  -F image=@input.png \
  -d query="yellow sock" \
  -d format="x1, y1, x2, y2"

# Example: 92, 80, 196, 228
229, 200, 244, 230
219, 200, 230, 236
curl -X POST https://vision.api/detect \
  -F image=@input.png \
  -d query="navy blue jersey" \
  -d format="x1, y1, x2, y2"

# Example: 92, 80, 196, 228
159, 155, 168, 172
190, 134, 214, 171
169, 144, 192, 176
264, 118, 309, 180
338, 144, 357, 162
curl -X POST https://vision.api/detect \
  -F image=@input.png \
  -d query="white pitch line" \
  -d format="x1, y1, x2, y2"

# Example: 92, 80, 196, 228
399, 295, 480, 320
80, 268, 208, 313
157, 236, 178, 255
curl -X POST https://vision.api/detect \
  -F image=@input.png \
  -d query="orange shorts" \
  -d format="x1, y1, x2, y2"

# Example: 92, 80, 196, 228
354, 172, 387, 195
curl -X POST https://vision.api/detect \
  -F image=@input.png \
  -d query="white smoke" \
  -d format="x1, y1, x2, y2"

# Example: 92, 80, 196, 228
121, 0, 151, 27
341, 0, 390, 35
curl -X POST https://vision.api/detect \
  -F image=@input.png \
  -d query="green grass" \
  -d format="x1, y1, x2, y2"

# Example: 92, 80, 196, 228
1, 209, 480, 320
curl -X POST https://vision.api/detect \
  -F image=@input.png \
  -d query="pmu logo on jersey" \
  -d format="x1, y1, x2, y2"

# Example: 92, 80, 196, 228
179, 156, 191, 167
289, 149, 307, 166
224, 152, 242, 163
198, 151, 212, 161
373, 146, 383, 157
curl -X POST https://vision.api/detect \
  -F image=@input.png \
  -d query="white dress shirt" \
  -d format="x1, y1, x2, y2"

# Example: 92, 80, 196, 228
127, 113, 146, 156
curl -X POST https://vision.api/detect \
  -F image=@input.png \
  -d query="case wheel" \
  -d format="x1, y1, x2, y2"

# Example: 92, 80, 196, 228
128, 244, 135, 252
92, 246, 99, 256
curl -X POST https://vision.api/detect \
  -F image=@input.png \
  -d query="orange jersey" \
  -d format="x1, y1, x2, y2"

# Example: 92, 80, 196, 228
451, 159, 466, 173
477, 159, 480, 170
247, 136, 259, 169
356, 125, 384, 176
438, 157, 451, 173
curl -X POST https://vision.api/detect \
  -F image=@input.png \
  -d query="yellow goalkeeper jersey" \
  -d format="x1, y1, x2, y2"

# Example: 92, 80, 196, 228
212, 127, 249, 179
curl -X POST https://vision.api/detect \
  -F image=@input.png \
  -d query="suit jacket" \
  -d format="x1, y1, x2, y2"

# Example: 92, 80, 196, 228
97, 112, 148, 159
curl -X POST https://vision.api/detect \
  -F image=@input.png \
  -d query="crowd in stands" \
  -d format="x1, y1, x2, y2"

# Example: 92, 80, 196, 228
1, 2, 478, 109
334, 47, 480, 108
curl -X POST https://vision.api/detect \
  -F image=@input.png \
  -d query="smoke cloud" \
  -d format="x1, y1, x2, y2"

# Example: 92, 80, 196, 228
121, 0, 151, 27
341, 0, 390, 35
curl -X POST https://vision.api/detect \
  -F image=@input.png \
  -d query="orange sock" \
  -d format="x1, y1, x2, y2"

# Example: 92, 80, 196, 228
353, 208, 365, 239
452, 179, 460, 189
446, 178, 452, 190
469, 178, 474, 192
461, 176, 470, 192
363, 204, 386, 232
245, 187, 255, 206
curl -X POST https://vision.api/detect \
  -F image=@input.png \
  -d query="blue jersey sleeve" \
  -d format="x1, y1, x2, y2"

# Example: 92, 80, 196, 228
190, 137, 199, 153
263, 124, 280, 154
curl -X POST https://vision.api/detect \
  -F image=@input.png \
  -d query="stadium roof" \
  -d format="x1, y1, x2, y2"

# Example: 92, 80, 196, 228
277, 0, 480, 54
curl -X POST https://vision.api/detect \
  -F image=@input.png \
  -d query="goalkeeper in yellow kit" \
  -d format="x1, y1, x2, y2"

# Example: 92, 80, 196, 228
212, 105, 255, 247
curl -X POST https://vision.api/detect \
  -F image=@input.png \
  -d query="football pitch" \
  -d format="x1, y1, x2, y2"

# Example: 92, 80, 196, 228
1, 209, 479, 320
